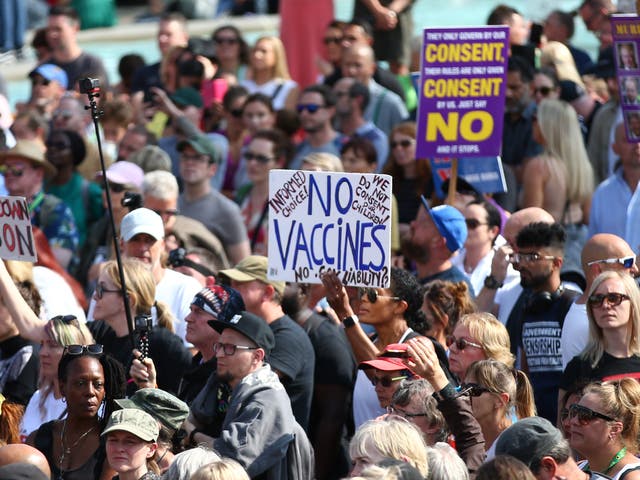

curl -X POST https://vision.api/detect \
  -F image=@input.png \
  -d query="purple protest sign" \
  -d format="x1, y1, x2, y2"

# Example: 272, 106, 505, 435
611, 15, 640, 142
416, 26, 509, 158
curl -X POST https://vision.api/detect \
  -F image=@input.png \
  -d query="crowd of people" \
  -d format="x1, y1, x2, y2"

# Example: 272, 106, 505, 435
0, 0, 639, 479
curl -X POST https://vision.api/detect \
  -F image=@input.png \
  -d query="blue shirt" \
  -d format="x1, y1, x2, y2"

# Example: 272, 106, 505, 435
354, 121, 389, 172
588, 168, 637, 244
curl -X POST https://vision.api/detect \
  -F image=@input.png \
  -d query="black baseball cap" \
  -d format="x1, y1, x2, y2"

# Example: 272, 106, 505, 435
209, 311, 275, 355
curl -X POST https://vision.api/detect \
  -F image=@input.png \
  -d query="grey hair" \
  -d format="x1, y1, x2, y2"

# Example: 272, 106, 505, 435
529, 437, 571, 475
391, 379, 448, 443
161, 446, 220, 480
426, 442, 469, 480
143, 170, 179, 200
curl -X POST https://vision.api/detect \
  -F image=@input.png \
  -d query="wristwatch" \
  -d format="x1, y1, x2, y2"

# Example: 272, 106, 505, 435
484, 275, 504, 290
342, 315, 359, 329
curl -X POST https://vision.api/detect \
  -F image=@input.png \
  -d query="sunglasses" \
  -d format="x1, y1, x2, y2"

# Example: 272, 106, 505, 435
587, 292, 630, 308
213, 342, 258, 356
230, 108, 243, 118
446, 335, 483, 351
391, 139, 414, 149
371, 375, 407, 388
534, 86, 553, 96
243, 151, 274, 164
31, 78, 51, 87
387, 404, 428, 418
296, 104, 323, 114
94, 283, 121, 300
568, 403, 616, 424
214, 37, 239, 45
51, 315, 78, 325
0, 166, 26, 177
358, 287, 400, 303
560, 407, 570, 422
587, 255, 636, 269
323, 36, 343, 45
460, 383, 491, 397
64, 344, 104, 355
107, 182, 127, 193
465, 218, 488, 230
508, 252, 556, 264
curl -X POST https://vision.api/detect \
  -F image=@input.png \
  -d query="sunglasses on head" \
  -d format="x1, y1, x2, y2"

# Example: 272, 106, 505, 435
460, 383, 491, 397
446, 335, 483, 351
357, 287, 400, 304
51, 315, 78, 325
568, 403, 616, 424
390, 139, 413, 149
587, 255, 636, 269
64, 344, 104, 355
371, 374, 407, 388
465, 218, 488, 230
296, 104, 323, 114
243, 151, 274, 164
587, 292, 630, 308
94, 283, 121, 300
323, 36, 343, 45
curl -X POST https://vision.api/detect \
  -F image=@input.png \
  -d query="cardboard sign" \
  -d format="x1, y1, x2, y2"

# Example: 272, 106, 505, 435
267, 170, 393, 287
0, 196, 36, 262
416, 26, 509, 158
611, 14, 640, 142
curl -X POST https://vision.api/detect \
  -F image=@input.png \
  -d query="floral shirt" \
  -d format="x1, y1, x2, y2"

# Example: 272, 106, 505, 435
31, 191, 79, 254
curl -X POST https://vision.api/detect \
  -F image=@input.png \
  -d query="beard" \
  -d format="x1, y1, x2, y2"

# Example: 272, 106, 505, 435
402, 236, 430, 264
520, 269, 552, 289
505, 94, 530, 115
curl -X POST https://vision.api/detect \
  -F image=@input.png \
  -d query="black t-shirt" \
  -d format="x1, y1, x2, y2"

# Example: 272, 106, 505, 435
178, 352, 217, 406
269, 315, 315, 431
562, 352, 640, 390
88, 321, 192, 395
0, 335, 39, 405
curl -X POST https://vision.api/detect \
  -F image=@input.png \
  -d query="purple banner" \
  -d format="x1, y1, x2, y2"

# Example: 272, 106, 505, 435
611, 15, 640, 142
416, 26, 509, 158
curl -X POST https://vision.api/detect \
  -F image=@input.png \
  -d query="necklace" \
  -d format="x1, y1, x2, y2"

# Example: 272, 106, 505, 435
57, 419, 97, 477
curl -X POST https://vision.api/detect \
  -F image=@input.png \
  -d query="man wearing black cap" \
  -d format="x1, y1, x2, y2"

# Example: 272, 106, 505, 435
183, 311, 314, 480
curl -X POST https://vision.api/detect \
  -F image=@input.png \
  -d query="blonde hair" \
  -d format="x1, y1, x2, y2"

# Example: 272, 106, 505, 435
252, 36, 291, 80
190, 458, 249, 480
302, 152, 344, 172
582, 271, 640, 367
537, 99, 594, 205
466, 359, 536, 419
102, 260, 175, 332
540, 41, 585, 87
459, 312, 514, 367
583, 379, 640, 453
349, 419, 429, 477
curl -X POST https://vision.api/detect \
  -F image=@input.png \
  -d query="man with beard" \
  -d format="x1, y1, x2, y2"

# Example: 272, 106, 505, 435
499, 56, 542, 211
506, 222, 578, 423
289, 84, 346, 170
404, 197, 472, 291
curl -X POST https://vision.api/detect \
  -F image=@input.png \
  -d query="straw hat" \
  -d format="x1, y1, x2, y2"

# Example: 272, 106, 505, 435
0, 140, 57, 179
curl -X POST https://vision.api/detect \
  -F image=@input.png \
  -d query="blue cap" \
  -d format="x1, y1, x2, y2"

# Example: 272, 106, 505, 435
421, 196, 467, 252
29, 64, 68, 89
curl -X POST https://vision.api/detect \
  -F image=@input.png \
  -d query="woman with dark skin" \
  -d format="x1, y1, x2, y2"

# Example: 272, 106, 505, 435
28, 348, 126, 480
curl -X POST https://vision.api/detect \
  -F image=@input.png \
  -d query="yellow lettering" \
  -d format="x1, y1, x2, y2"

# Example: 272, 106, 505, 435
426, 112, 459, 141
460, 111, 493, 141
424, 42, 505, 63
616, 24, 629, 34
423, 78, 502, 98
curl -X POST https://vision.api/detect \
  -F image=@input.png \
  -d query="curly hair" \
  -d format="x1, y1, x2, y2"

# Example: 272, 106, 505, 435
390, 268, 427, 333
423, 280, 476, 336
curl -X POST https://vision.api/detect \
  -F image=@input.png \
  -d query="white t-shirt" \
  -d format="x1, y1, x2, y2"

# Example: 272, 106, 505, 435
19, 389, 66, 442
240, 78, 298, 111
353, 370, 385, 429
561, 301, 589, 369
33, 266, 86, 322
451, 247, 519, 297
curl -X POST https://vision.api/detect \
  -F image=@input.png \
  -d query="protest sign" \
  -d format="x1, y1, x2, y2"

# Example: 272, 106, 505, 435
0, 196, 36, 262
416, 26, 509, 158
267, 170, 393, 288
430, 156, 507, 197
611, 14, 640, 141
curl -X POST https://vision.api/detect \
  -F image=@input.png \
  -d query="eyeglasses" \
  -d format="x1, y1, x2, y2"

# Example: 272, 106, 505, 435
323, 36, 343, 45
587, 292, 630, 308
386, 404, 428, 418
107, 182, 127, 193
358, 287, 400, 304
243, 151, 274, 164
459, 383, 492, 397
371, 375, 407, 387
230, 108, 243, 118
64, 344, 104, 355
446, 335, 483, 351
94, 283, 121, 300
390, 139, 414, 149
508, 252, 557, 264
152, 209, 179, 218
213, 37, 239, 45
534, 86, 553, 96
213, 342, 258, 356
465, 218, 488, 230
587, 255, 636, 269
568, 403, 617, 424
0, 166, 26, 177
296, 104, 324, 114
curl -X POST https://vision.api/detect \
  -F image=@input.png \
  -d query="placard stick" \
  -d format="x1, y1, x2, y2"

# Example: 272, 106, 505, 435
446, 158, 458, 206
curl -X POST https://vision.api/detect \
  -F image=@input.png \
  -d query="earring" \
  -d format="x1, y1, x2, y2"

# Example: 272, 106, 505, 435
62, 397, 66, 403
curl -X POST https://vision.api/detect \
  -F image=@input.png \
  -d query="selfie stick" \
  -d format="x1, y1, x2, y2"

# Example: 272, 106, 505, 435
80, 78, 135, 348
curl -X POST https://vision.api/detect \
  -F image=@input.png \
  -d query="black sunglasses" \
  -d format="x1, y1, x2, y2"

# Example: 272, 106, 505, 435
94, 283, 121, 300
358, 287, 400, 304
568, 403, 617, 424
0, 166, 26, 177
460, 383, 492, 397
296, 103, 323, 114
391, 139, 413, 149
230, 108, 243, 118
446, 335, 483, 351
106, 182, 127, 193
243, 151, 274, 164
371, 375, 407, 388
387, 404, 428, 418
587, 292, 630, 308
214, 37, 239, 45
534, 86, 553, 96
323, 36, 343, 45
64, 344, 104, 355
51, 315, 78, 325
465, 218, 488, 230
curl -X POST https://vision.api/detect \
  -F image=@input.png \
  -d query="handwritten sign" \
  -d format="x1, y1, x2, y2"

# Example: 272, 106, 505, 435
612, 14, 640, 142
0, 196, 36, 262
416, 26, 509, 158
267, 170, 393, 287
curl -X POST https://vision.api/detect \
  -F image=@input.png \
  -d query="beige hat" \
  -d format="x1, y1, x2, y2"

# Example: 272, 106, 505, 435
220, 255, 285, 296
0, 140, 57, 179
102, 408, 159, 442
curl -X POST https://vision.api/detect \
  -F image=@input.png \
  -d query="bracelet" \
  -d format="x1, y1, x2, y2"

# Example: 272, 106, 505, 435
188, 428, 200, 446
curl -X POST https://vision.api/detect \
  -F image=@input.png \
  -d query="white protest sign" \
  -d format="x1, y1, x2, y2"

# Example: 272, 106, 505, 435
267, 170, 393, 287
0, 196, 37, 262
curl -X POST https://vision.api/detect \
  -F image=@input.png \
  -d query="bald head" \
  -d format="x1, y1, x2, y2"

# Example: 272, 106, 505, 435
0, 444, 51, 478
582, 233, 637, 282
503, 207, 555, 246
342, 44, 376, 84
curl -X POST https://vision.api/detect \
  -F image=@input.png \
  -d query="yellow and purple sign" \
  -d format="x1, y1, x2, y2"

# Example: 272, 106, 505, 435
416, 26, 509, 158
611, 14, 640, 142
